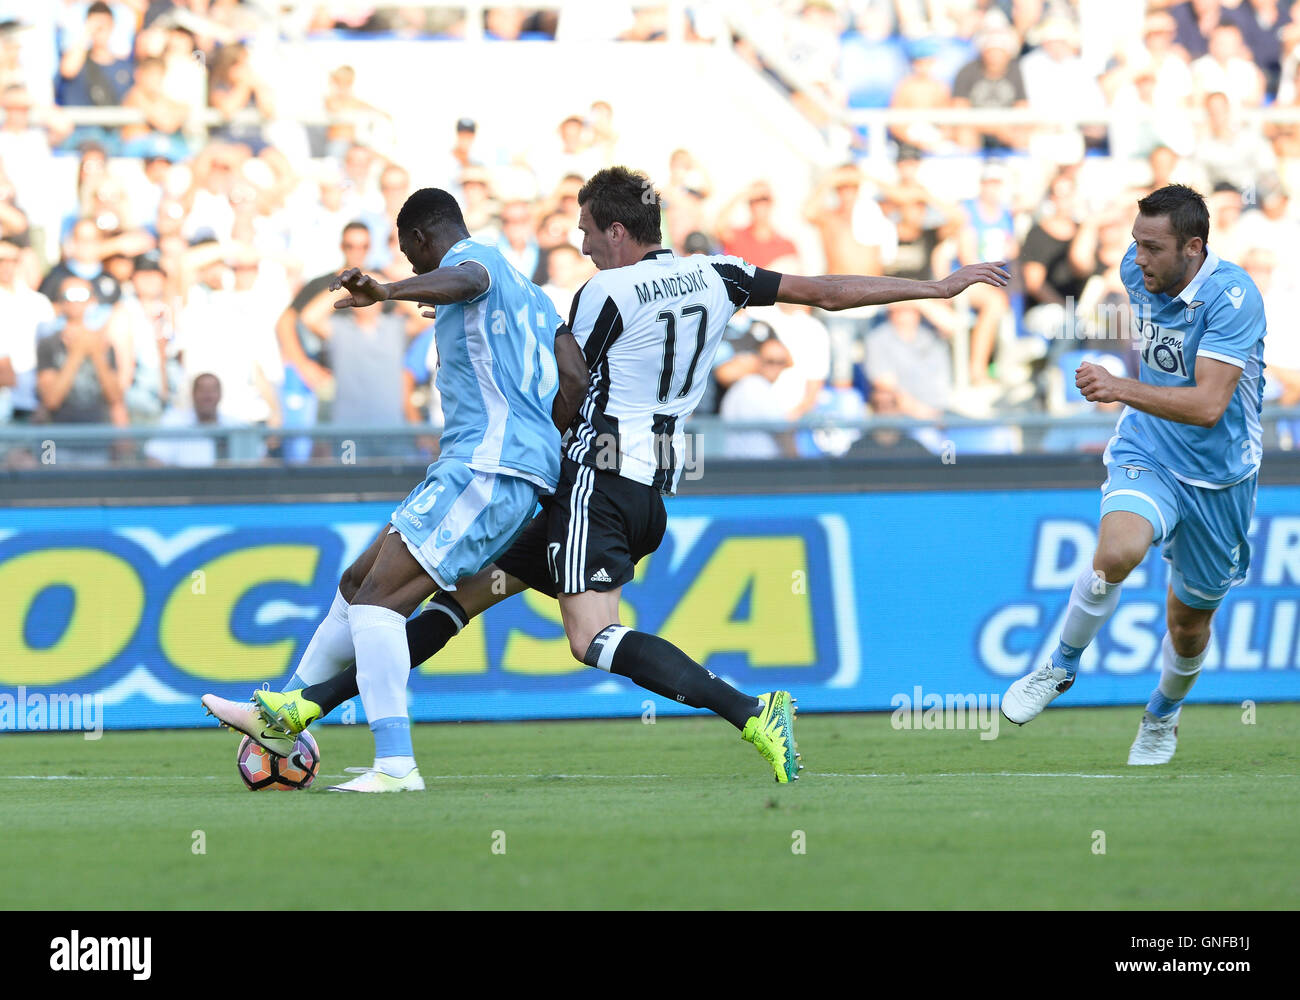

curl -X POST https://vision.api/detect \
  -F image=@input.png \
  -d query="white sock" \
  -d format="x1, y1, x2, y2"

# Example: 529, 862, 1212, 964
350, 603, 412, 730
1058, 568, 1123, 656
291, 589, 355, 687
374, 755, 417, 777
1148, 633, 1207, 716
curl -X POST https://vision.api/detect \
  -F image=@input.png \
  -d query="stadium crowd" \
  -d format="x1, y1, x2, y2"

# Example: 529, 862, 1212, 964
1, 0, 1299, 467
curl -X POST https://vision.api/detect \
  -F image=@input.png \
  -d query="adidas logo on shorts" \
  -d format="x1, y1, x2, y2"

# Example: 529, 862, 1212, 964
591, 567, 612, 583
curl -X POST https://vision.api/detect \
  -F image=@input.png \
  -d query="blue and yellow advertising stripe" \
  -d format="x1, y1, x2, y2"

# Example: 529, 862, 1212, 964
2, 489, 1299, 730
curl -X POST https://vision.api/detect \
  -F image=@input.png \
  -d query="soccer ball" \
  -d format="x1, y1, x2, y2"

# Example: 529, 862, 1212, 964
236, 731, 320, 790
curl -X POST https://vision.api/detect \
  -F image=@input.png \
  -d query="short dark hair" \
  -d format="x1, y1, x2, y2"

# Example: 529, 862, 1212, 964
395, 188, 465, 235
577, 166, 662, 245
87, 1, 113, 19
341, 220, 371, 241
1137, 184, 1209, 247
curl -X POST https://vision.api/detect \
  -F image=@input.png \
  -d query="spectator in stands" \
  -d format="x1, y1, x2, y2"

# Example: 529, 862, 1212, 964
862, 300, 953, 420
845, 382, 931, 458
533, 113, 601, 193
440, 118, 482, 193
459, 164, 500, 241
275, 220, 374, 460
56, 2, 135, 123
889, 38, 955, 155
0, 237, 54, 424
951, 26, 1028, 152
1236, 173, 1300, 288
107, 250, 179, 423
883, 190, 961, 283
959, 160, 1017, 386
144, 371, 230, 467
340, 141, 378, 218
174, 240, 280, 436
40, 217, 122, 307
119, 55, 190, 159
497, 198, 541, 280
1191, 23, 1266, 107
162, 24, 207, 115
1019, 170, 1093, 337
1020, 15, 1106, 150
780, 0, 846, 124
36, 275, 127, 462
539, 242, 592, 318
207, 42, 274, 156
587, 99, 620, 166
1171, 0, 1234, 62
1206, 181, 1249, 264
1108, 11, 1194, 114
530, 208, 574, 284
751, 297, 832, 423
720, 334, 797, 459
662, 148, 712, 252
364, 162, 410, 269
290, 160, 354, 277
0, 84, 70, 224
1235, 0, 1288, 97
323, 64, 390, 159
300, 268, 424, 460
802, 163, 883, 276
1196, 90, 1275, 193
714, 180, 799, 269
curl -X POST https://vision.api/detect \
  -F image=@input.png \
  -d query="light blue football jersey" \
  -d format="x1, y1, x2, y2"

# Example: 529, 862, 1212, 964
432, 239, 562, 491
1114, 241, 1266, 488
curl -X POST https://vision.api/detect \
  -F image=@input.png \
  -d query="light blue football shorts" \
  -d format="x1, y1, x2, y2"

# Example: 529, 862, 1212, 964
390, 457, 539, 591
1100, 440, 1257, 610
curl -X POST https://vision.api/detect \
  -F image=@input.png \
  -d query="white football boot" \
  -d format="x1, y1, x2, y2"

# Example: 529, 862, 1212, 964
1127, 708, 1180, 765
201, 693, 295, 757
327, 766, 425, 792
1000, 661, 1076, 725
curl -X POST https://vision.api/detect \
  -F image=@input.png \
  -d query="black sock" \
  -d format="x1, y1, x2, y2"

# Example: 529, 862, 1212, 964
584, 626, 762, 731
302, 595, 468, 715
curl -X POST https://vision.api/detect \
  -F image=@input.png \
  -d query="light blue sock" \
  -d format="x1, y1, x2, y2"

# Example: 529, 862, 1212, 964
1146, 689, 1182, 718
1051, 642, 1084, 678
284, 673, 306, 690
370, 716, 413, 758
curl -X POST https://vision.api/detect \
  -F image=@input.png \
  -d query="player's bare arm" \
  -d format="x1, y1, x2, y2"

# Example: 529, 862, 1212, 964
552, 325, 588, 432
1076, 355, 1242, 428
331, 262, 489, 309
774, 261, 1010, 311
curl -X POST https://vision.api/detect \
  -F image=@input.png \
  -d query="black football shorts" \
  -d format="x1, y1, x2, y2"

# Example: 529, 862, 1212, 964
494, 457, 667, 597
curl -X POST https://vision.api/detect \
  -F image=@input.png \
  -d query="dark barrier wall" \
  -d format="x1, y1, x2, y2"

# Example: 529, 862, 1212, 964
3, 455, 1299, 730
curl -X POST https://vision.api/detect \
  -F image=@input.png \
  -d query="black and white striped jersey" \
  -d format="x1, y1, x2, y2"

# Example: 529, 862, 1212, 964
564, 248, 782, 494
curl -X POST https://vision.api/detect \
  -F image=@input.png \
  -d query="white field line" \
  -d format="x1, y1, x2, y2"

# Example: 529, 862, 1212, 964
4, 771, 1296, 781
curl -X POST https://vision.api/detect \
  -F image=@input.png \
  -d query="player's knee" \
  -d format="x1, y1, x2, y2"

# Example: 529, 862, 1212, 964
1167, 615, 1211, 656
567, 632, 593, 663
1093, 542, 1145, 583
338, 564, 363, 603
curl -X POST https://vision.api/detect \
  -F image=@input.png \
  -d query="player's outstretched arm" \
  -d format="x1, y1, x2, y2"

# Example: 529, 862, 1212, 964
552, 325, 588, 432
1077, 356, 1242, 428
774, 261, 1010, 311
331, 263, 490, 309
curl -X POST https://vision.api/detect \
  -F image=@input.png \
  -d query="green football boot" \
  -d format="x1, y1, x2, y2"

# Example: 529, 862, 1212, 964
253, 688, 323, 736
742, 690, 802, 783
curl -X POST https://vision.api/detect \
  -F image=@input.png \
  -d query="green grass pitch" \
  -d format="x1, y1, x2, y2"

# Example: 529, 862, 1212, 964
2, 705, 1297, 909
